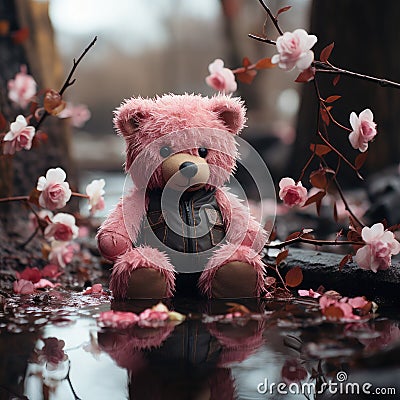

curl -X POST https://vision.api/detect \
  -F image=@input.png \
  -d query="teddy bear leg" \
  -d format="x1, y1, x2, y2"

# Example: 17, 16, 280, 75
110, 246, 175, 300
199, 244, 265, 298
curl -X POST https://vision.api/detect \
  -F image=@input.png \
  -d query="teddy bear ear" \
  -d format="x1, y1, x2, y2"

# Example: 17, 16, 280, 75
209, 95, 246, 135
113, 97, 153, 139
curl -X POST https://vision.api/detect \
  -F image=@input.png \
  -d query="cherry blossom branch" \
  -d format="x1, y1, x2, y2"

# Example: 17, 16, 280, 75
34, 36, 97, 131
247, 33, 276, 45
266, 235, 363, 249
313, 61, 400, 90
71, 192, 89, 199
0, 195, 29, 203
256, 0, 284, 35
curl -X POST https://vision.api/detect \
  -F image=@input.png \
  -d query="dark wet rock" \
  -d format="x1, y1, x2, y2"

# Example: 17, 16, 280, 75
279, 248, 400, 304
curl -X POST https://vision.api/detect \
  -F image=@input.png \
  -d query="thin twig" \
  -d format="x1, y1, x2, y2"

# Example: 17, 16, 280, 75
34, 36, 97, 131
248, 33, 276, 45
313, 61, 400, 89
257, 0, 283, 35
0, 195, 29, 203
266, 236, 363, 249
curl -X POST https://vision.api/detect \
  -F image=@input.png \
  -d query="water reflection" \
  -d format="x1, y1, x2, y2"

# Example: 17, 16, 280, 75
0, 295, 399, 399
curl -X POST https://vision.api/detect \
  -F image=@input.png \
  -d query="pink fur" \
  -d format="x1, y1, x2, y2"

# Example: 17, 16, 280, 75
96, 187, 146, 260
110, 246, 176, 299
114, 94, 246, 190
215, 187, 268, 252
207, 320, 265, 366
198, 243, 265, 298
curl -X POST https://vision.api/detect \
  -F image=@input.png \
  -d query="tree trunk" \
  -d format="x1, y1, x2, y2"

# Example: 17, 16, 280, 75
0, 0, 73, 236
290, 0, 400, 187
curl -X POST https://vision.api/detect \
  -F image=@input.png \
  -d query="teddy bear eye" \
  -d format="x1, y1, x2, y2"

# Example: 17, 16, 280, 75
160, 146, 172, 158
198, 147, 208, 158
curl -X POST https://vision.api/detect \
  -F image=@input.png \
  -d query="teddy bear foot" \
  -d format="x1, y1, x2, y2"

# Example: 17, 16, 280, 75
126, 268, 168, 299
210, 261, 258, 298
110, 247, 175, 300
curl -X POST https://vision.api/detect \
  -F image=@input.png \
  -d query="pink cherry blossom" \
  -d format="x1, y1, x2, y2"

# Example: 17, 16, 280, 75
29, 210, 53, 232
279, 177, 308, 207
354, 223, 400, 272
48, 241, 77, 268
271, 29, 317, 71
16, 267, 41, 283
85, 179, 105, 214
37, 167, 72, 210
44, 213, 79, 242
98, 310, 140, 329
205, 59, 237, 94
298, 288, 321, 298
2, 115, 35, 155
36, 337, 68, 371
348, 109, 377, 152
8, 65, 37, 108
13, 279, 35, 294
58, 102, 91, 128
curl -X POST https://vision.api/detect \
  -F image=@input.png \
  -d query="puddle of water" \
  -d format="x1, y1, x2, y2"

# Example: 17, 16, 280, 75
0, 293, 399, 400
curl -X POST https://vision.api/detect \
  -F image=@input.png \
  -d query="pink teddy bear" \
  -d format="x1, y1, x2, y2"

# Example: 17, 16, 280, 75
97, 93, 267, 299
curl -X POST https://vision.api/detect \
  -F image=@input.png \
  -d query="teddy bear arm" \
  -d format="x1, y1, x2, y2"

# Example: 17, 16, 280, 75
215, 188, 267, 250
97, 208, 132, 262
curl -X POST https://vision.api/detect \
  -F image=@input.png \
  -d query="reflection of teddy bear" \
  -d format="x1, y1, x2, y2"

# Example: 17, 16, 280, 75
97, 94, 266, 299
98, 318, 265, 400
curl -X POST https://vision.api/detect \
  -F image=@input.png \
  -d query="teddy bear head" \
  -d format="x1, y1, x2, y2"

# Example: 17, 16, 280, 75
114, 93, 246, 191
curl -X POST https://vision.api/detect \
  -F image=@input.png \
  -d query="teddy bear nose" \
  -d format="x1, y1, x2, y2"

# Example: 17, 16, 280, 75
179, 161, 198, 178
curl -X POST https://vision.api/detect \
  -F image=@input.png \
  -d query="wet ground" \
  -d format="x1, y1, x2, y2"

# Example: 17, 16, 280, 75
0, 292, 399, 400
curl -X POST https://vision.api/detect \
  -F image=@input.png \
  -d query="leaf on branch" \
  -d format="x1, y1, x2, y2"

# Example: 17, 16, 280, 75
285, 231, 301, 241
255, 57, 275, 69
295, 67, 315, 83
0, 20, 10, 36
276, 249, 289, 265
309, 143, 331, 157
320, 108, 330, 126
339, 254, 352, 271
325, 95, 341, 104
310, 169, 327, 190
355, 151, 368, 170
0, 112, 7, 131
28, 188, 41, 207
236, 70, 257, 84
333, 75, 341, 86
347, 228, 362, 242
285, 266, 303, 288
304, 190, 326, 207
276, 5, 292, 17
12, 27, 29, 44
242, 57, 252, 68
320, 42, 334, 63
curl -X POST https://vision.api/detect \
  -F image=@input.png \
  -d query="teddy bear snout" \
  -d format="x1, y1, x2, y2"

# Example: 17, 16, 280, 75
179, 161, 198, 178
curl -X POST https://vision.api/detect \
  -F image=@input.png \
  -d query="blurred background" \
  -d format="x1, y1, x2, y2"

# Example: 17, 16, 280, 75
2, 0, 400, 233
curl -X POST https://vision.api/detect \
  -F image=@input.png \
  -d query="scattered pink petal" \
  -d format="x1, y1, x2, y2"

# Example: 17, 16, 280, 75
348, 296, 368, 309
16, 267, 41, 283
83, 283, 105, 295
13, 279, 35, 294
41, 264, 63, 279
34, 279, 60, 289
98, 310, 139, 329
298, 288, 321, 298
